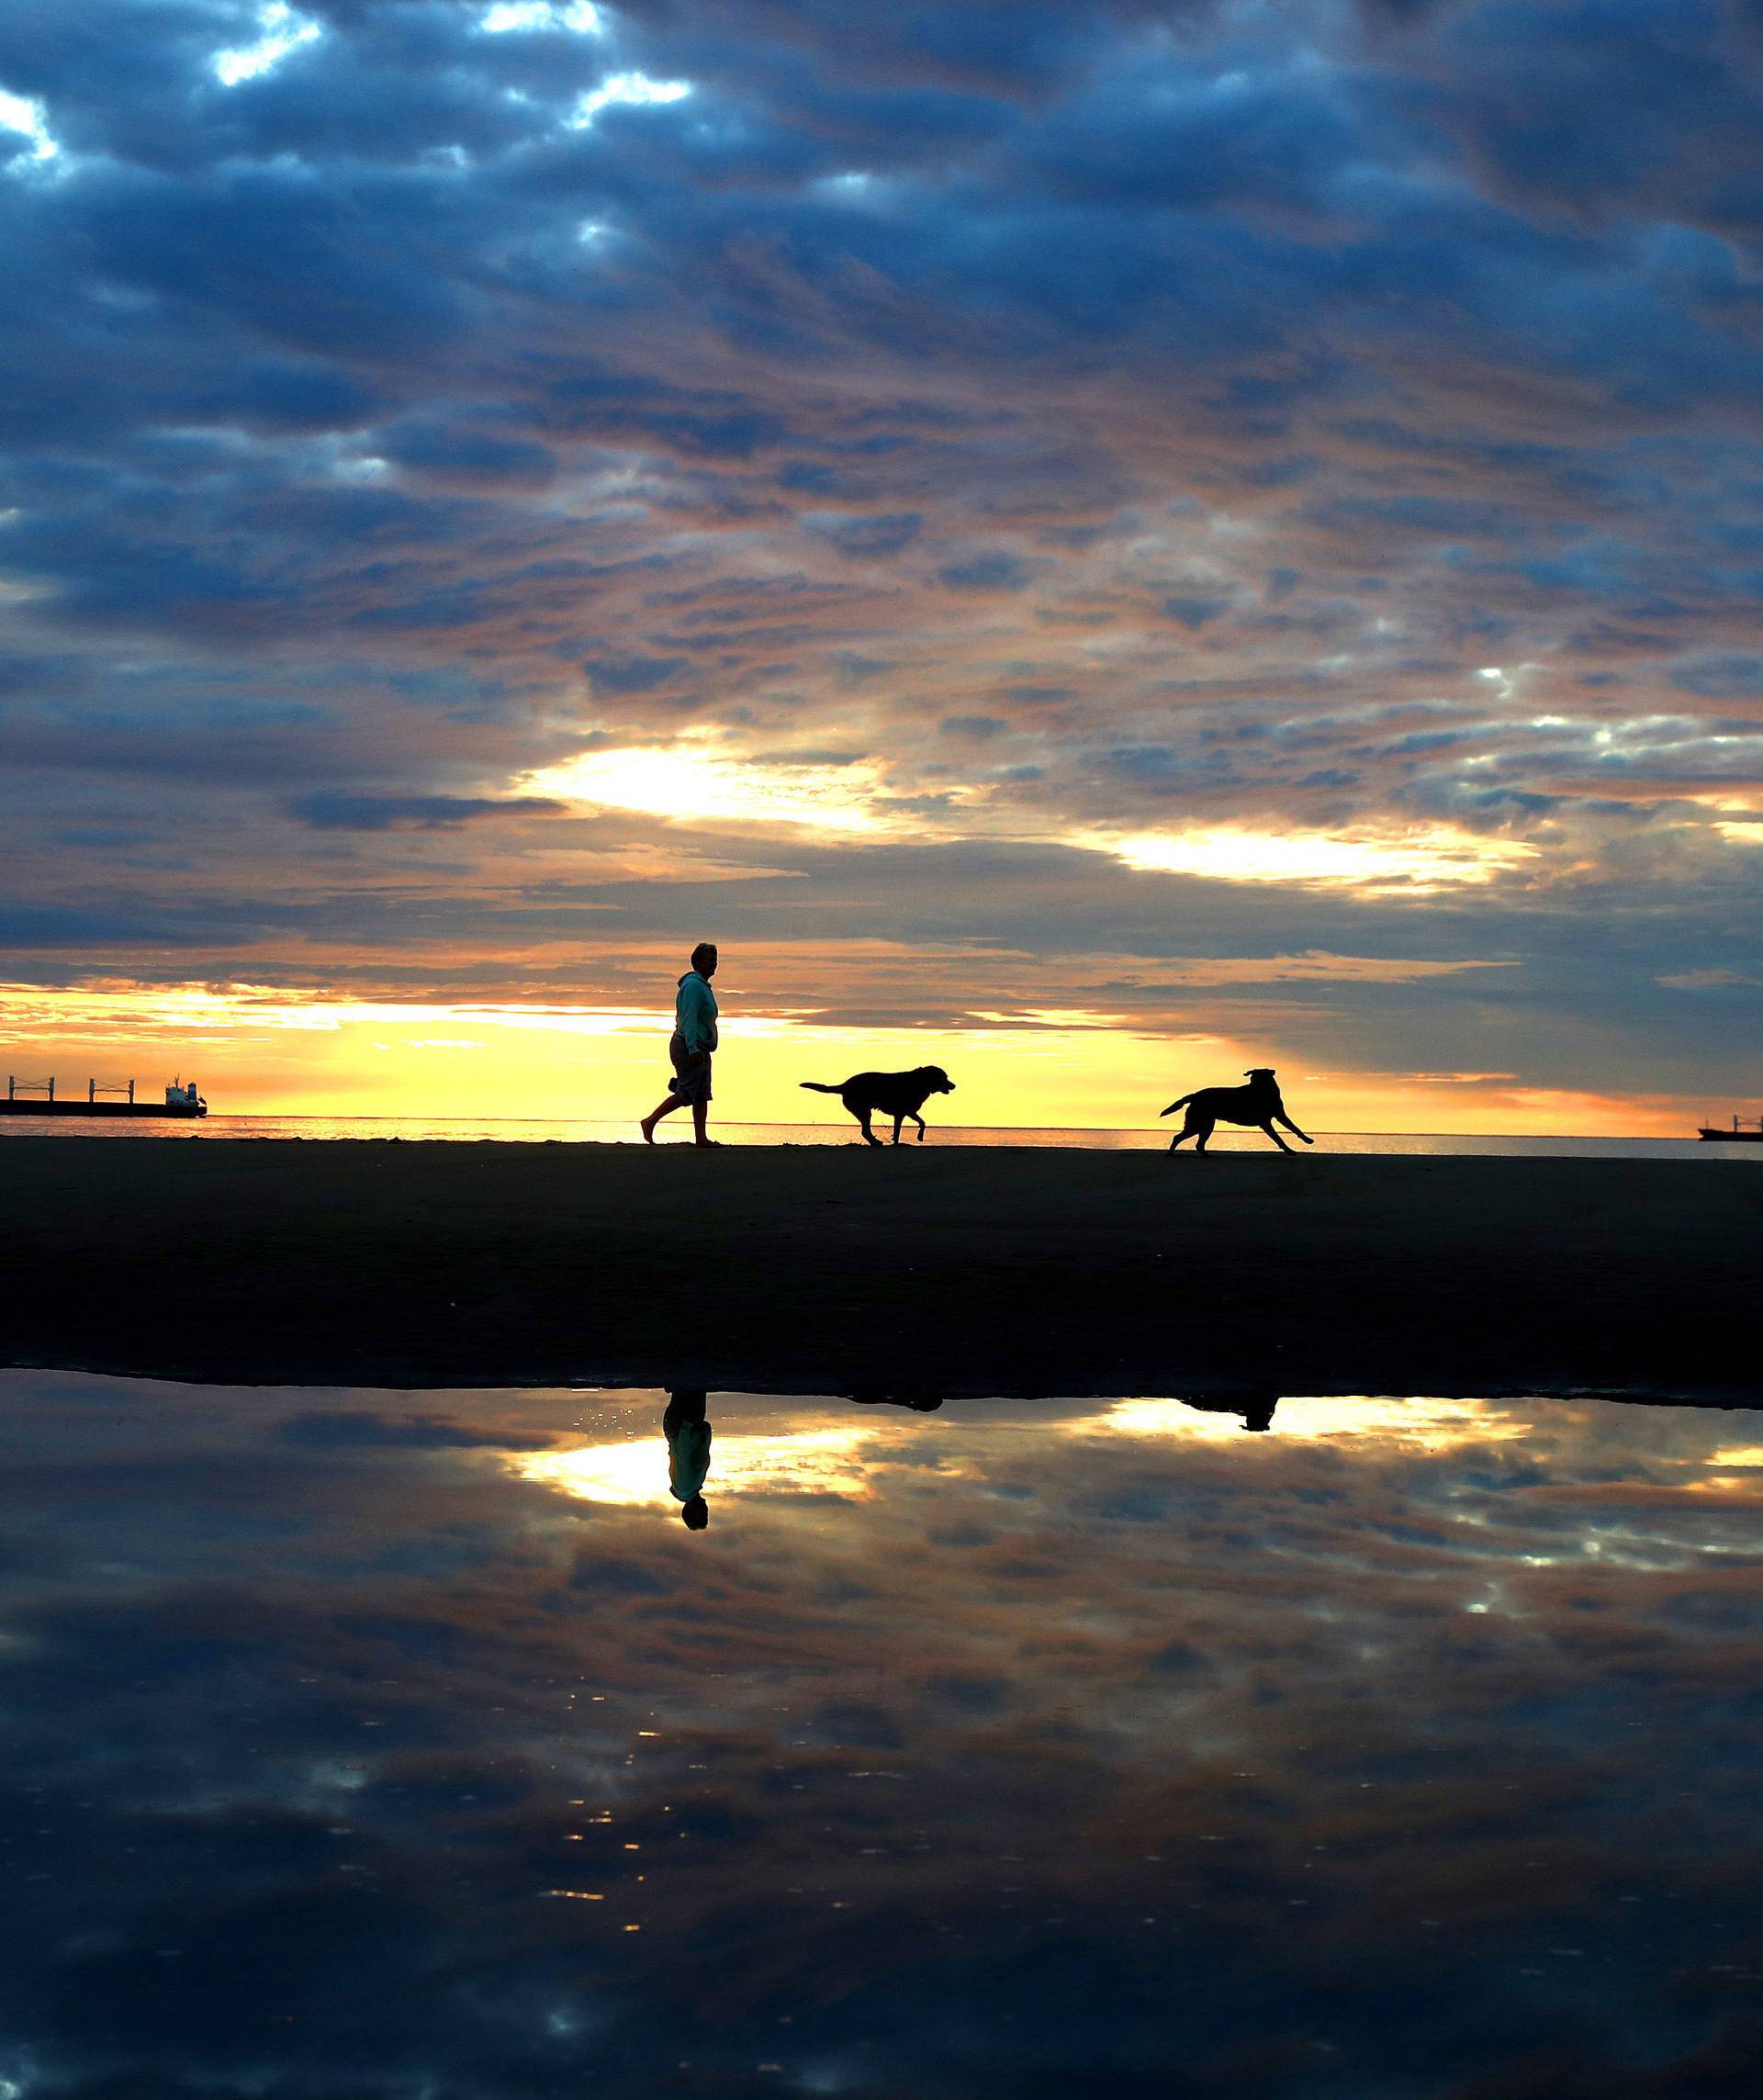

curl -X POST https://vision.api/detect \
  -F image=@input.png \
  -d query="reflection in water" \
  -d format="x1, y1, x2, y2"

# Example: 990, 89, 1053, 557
3, 1369, 1762, 2096
662, 1387, 713, 1528
518, 1414, 900, 1505
1173, 1390, 1279, 1432
1090, 1390, 1535, 1449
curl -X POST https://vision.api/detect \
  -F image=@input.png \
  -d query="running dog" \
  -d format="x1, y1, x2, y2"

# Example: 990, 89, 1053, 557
1161, 1067, 1313, 1153
801, 1066, 955, 1147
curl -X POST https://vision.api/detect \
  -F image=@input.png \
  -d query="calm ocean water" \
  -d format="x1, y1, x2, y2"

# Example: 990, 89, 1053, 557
0, 1110, 1756, 1159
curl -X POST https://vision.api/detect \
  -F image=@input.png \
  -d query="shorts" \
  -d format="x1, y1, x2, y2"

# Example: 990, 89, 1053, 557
668, 1033, 713, 1105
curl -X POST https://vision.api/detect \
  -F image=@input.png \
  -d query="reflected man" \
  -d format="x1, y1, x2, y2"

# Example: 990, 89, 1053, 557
664, 1388, 713, 1528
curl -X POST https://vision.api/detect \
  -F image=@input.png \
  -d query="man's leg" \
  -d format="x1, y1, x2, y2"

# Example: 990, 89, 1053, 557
691, 1097, 714, 1147
640, 1094, 685, 1141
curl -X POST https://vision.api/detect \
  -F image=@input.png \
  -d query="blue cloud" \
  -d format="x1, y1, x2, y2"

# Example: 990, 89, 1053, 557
1163, 594, 1231, 628
290, 793, 567, 829
938, 552, 1033, 591
801, 510, 924, 558
581, 654, 689, 695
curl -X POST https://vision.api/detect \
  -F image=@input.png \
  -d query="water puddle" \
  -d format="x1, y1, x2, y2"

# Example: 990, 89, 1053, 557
1, 1372, 1759, 2094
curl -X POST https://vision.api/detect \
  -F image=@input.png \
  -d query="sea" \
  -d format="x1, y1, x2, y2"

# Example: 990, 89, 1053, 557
0, 1110, 1756, 1159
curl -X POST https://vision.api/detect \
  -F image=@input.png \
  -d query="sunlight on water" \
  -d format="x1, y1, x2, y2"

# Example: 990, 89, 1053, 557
514, 1421, 934, 1505
1083, 1393, 1533, 1447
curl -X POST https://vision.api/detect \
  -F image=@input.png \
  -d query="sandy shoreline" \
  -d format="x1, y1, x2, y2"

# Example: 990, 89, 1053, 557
1, 1137, 1757, 1401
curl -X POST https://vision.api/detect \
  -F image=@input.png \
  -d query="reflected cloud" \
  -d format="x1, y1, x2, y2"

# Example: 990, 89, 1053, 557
516, 1418, 906, 1506
1083, 1392, 1534, 1448
0, 1370, 1758, 2096
211, 1, 323, 87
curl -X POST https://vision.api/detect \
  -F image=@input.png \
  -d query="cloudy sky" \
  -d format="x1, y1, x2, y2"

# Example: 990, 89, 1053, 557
4, 0, 1763, 1127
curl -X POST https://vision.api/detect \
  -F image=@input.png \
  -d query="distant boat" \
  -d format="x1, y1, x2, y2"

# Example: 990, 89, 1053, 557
1, 1076, 208, 1119
1698, 1114, 1763, 1143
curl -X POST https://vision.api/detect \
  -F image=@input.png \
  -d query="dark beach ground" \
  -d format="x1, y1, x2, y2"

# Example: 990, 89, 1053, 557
2, 1137, 1758, 1399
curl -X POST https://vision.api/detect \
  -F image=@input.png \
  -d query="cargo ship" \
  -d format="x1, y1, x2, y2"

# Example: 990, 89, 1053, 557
1, 1077, 208, 1119
1698, 1114, 1763, 1143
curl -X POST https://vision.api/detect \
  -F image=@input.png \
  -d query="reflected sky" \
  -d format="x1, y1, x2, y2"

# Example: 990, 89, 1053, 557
1, 1372, 1761, 2096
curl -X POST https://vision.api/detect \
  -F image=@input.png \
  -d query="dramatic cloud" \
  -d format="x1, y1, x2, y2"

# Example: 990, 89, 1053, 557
3, 0, 1763, 1118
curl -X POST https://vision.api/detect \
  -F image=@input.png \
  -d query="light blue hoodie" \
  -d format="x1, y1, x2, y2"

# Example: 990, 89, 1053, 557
675, 970, 719, 1054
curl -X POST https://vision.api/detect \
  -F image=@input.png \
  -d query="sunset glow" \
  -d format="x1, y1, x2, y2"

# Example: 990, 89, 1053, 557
522, 736, 904, 835
0, 979, 1713, 1135
1103, 825, 1539, 893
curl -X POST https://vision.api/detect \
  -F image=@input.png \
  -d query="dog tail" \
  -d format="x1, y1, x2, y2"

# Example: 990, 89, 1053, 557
800, 1081, 843, 1094
1159, 1092, 1196, 1117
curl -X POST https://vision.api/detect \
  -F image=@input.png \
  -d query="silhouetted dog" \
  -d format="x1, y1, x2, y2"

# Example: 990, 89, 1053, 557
1162, 1068, 1313, 1154
1179, 1392, 1279, 1432
802, 1066, 955, 1147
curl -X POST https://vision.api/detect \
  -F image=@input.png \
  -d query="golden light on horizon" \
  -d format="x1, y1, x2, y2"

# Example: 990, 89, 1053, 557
0, 975, 1709, 1136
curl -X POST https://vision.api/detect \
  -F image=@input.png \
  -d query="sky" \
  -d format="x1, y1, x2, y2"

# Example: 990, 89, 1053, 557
3, 0, 1763, 1129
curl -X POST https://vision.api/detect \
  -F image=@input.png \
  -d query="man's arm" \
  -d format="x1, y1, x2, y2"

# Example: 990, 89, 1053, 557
679, 977, 716, 1055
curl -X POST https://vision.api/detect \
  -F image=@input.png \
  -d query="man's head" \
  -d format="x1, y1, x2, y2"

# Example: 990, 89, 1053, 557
681, 1494, 709, 1530
691, 941, 718, 979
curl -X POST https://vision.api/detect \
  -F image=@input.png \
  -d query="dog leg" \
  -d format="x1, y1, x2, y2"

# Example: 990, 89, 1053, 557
1195, 1121, 1214, 1153
1263, 1123, 1293, 1152
860, 1114, 882, 1148
913, 1113, 926, 1141
892, 1114, 904, 1146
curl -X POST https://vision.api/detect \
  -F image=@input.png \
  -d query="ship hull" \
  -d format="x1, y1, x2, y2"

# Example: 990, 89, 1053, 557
1698, 1128, 1763, 1142
0, 1100, 207, 1119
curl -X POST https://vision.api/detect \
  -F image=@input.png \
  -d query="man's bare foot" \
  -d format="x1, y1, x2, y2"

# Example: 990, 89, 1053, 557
640, 1117, 657, 1144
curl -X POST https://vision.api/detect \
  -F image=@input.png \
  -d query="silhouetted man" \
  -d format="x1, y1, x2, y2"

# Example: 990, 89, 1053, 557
640, 940, 720, 1147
